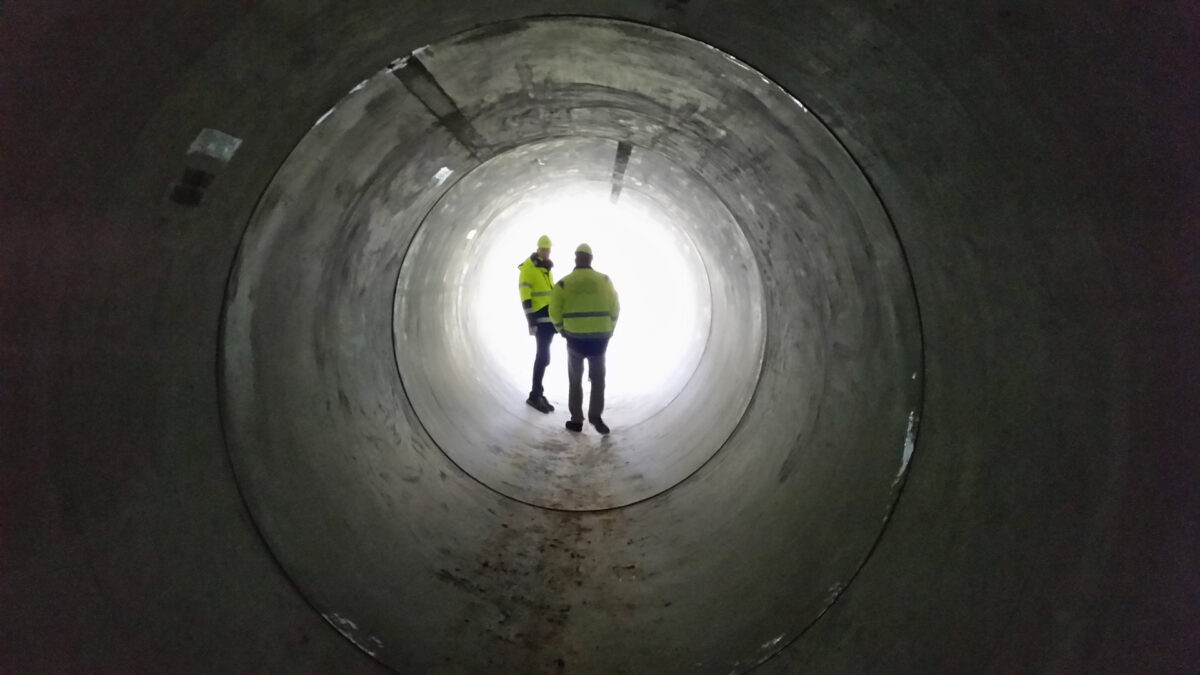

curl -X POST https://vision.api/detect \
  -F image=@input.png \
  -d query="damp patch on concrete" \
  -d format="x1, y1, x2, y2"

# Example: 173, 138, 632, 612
391, 54, 489, 159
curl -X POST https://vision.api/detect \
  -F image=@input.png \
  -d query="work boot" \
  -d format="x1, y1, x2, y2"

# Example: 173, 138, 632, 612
526, 396, 552, 414
565, 420, 583, 432
589, 417, 610, 435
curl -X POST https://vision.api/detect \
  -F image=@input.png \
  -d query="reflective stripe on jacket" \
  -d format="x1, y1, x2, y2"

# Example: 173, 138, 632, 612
518, 254, 555, 315
549, 267, 620, 339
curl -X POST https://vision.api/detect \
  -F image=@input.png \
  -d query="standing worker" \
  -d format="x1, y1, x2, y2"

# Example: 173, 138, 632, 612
549, 243, 620, 434
519, 235, 557, 413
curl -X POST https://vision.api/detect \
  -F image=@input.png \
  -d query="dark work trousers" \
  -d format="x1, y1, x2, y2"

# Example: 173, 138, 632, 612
566, 338, 609, 423
530, 321, 556, 399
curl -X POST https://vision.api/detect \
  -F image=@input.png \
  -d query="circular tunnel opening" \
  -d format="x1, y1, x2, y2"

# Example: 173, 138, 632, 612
394, 136, 763, 509
220, 16, 922, 673
436, 178, 711, 421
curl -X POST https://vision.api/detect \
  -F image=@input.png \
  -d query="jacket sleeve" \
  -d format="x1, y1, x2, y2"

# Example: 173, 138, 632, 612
609, 278, 620, 329
518, 264, 536, 325
518, 264, 534, 305
549, 280, 565, 332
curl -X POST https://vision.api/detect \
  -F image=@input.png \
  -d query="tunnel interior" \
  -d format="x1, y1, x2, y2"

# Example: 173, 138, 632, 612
392, 138, 752, 510
220, 19, 920, 670
4, 2, 1197, 674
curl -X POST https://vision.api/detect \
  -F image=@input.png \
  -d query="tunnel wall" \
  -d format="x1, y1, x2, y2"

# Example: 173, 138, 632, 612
3, 1, 1198, 673
218, 19, 919, 671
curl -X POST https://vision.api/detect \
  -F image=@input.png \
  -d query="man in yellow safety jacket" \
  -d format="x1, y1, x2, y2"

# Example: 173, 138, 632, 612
549, 243, 620, 434
518, 235, 556, 413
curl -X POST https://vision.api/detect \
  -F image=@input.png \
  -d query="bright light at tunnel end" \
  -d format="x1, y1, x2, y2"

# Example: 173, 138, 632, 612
469, 184, 710, 408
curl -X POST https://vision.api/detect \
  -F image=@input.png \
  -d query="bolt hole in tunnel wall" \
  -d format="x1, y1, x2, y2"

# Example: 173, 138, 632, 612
220, 17, 920, 673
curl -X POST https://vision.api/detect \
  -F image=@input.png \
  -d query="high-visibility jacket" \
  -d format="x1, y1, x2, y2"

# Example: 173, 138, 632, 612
550, 266, 620, 339
518, 254, 555, 324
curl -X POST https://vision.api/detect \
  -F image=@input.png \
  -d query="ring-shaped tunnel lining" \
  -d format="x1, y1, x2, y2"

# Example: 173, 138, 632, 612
395, 136, 762, 509
220, 17, 922, 673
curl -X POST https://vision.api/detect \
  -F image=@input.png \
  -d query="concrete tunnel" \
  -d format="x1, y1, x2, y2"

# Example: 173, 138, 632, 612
3, 2, 1197, 673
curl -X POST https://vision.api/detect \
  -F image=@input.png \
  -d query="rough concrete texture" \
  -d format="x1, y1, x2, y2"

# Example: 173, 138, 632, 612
3, 2, 1198, 673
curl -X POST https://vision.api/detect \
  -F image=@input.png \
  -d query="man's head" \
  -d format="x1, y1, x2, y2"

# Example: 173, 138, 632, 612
574, 242, 593, 268
536, 234, 552, 261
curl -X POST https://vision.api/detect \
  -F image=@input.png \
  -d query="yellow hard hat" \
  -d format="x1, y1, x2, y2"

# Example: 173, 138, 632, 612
537, 235, 552, 248
575, 243, 592, 255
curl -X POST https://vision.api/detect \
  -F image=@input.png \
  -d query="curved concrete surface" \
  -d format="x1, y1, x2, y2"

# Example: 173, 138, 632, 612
391, 138, 758, 510
4, 2, 1198, 673
219, 20, 917, 670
